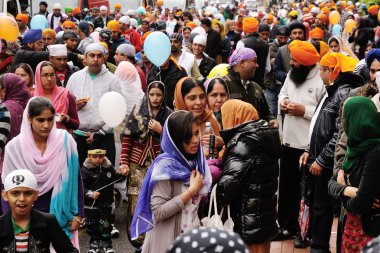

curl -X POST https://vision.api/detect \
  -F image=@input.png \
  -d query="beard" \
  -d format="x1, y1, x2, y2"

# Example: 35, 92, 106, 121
289, 65, 312, 87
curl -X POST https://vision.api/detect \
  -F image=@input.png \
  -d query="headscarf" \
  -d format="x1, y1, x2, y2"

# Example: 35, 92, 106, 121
341, 97, 380, 172
124, 81, 172, 142
309, 27, 324, 40
288, 40, 320, 66
16, 14, 28, 24
167, 227, 249, 253
320, 52, 358, 81
174, 77, 220, 137
130, 111, 212, 240
2, 74, 29, 140
366, 49, 380, 68
2, 97, 79, 239
229, 47, 257, 66
34, 61, 69, 115
242, 17, 259, 34
328, 36, 346, 54
114, 61, 144, 116
221, 99, 259, 130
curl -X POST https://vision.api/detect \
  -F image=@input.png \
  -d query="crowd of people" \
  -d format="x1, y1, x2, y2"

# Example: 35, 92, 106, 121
0, 0, 379, 253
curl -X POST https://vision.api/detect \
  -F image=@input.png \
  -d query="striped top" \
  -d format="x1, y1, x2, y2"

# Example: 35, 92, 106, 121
15, 231, 29, 252
12, 218, 30, 253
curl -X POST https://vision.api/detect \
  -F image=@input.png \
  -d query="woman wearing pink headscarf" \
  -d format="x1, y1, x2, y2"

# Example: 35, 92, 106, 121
34, 61, 79, 132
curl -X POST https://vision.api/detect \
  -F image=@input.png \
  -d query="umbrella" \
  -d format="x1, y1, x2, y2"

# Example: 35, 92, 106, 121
298, 164, 314, 241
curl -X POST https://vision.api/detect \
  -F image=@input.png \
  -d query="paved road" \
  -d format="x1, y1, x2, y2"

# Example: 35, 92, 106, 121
79, 197, 136, 253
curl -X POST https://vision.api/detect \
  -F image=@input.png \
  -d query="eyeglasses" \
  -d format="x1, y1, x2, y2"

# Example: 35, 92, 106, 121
41, 73, 55, 79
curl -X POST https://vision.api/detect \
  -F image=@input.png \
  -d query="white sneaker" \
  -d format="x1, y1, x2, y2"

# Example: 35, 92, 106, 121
110, 224, 120, 238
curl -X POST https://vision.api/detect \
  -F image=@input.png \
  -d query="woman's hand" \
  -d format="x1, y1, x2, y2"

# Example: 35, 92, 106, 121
337, 169, 346, 185
69, 216, 82, 231
148, 119, 162, 134
59, 113, 70, 123
189, 170, 204, 195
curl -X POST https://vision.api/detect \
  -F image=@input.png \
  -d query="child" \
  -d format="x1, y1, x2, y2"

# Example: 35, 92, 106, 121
81, 140, 128, 253
0, 169, 78, 252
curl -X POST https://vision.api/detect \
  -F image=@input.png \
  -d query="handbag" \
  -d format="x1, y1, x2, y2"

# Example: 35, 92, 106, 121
201, 184, 234, 231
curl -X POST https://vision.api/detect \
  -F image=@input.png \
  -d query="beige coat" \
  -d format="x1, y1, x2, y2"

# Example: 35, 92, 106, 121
142, 180, 184, 253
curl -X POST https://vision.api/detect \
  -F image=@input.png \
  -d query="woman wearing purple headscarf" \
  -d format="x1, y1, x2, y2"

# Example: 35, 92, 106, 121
0, 73, 29, 168
0, 73, 29, 214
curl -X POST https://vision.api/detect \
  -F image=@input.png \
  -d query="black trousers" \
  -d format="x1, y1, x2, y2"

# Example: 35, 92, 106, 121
310, 169, 334, 253
85, 207, 113, 245
278, 145, 304, 235
74, 133, 116, 166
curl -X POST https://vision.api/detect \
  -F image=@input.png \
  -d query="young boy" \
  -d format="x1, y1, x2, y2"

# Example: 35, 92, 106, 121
0, 169, 78, 252
81, 141, 128, 253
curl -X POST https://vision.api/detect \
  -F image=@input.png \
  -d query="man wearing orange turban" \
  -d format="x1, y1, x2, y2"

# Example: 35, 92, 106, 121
309, 27, 325, 41
288, 40, 320, 66
237, 17, 270, 89
62, 21, 76, 32
278, 39, 325, 249
302, 51, 363, 253
242, 17, 259, 34
367, 4, 378, 15
315, 14, 331, 42
16, 14, 29, 37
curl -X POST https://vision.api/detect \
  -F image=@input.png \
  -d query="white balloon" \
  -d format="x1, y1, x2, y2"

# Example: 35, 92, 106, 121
98, 92, 127, 128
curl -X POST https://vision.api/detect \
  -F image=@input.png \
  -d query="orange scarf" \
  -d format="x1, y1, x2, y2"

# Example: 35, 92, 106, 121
221, 99, 259, 130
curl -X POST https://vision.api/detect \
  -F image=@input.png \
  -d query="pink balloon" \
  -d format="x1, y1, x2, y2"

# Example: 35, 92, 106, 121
90, 32, 100, 43
191, 27, 207, 36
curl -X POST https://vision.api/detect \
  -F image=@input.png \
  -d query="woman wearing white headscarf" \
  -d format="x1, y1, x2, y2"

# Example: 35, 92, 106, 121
114, 61, 144, 116
113, 61, 145, 198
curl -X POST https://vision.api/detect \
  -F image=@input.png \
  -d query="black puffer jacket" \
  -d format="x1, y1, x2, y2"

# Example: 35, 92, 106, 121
309, 72, 363, 171
216, 120, 281, 244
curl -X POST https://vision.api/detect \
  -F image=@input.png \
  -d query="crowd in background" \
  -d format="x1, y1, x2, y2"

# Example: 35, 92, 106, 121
0, 0, 379, 253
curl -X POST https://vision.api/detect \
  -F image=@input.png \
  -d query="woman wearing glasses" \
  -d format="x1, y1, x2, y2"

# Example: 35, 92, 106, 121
34, 61, 79, 132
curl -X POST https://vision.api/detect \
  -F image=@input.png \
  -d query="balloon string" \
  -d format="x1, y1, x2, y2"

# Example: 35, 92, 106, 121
158, 67, 162, 82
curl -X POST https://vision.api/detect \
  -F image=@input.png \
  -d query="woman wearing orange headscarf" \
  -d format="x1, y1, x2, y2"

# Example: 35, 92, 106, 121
216, 99, 281, 253
174, 77, 222, 158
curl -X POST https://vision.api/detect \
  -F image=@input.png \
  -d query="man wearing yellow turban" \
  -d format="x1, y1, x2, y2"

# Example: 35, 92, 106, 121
237, 17, 270, 88
300, 51, 363, 252
277, 39, 325, 249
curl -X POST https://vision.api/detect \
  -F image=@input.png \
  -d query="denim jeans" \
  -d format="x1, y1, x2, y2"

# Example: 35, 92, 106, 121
264, 85, 282, 116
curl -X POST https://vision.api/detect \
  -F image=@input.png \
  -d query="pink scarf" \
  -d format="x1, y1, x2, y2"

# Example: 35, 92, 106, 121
34, 61, 69, 115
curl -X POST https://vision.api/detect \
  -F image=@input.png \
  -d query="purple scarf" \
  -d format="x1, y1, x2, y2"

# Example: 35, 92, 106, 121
130, 111, 212, 240
2, 73, 29, 140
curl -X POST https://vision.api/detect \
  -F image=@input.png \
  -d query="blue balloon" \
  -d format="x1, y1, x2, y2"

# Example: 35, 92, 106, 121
332, 24, 342, 36
30, 15, 48, 30
143, 32, 171, 67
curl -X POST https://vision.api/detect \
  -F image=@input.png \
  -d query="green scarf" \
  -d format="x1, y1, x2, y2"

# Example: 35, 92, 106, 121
342, 96, 380, 172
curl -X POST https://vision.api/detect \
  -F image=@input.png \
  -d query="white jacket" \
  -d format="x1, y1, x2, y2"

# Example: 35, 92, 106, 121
66, 65, 122, 133
278, 64, 325, 150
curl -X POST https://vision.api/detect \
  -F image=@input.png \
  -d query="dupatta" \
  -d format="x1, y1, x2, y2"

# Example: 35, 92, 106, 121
2, 98, 79, 239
